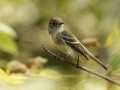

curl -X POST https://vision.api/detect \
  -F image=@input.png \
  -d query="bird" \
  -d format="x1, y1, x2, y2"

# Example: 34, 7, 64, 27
48, 16, 108, 71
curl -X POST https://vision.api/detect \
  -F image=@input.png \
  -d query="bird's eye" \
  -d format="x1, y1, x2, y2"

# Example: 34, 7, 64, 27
52, 22, 57, 26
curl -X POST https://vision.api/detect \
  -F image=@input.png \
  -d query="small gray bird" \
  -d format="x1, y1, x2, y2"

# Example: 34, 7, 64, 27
48, 17, 108, 70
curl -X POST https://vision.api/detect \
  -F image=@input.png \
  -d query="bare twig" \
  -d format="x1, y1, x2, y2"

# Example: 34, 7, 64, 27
42, 45, 120, 86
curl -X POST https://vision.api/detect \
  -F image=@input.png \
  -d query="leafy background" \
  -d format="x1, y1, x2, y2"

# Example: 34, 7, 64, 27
0, 0, 120, 90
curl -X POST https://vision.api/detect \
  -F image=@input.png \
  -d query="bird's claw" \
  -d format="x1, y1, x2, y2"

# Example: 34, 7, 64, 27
55, 54, 60, 59
76, 63, 79, 69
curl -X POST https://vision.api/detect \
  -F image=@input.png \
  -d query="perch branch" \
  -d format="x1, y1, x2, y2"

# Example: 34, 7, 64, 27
42, 45, 120, 86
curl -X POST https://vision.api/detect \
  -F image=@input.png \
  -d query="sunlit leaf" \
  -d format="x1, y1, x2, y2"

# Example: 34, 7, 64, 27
0, 68, 27, 84
103, 26, 119, 47
9, 73, 28, 80
39, 68, 62, 80
0, 22, 17, 38
0, 31, 18, 55
109, 50, 120, 74
74, 78, 107, 90
0, 68, 7, 75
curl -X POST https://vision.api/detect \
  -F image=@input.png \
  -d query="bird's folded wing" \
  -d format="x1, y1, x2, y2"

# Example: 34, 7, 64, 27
61, 31, 108, 70
61, 31, 88, 60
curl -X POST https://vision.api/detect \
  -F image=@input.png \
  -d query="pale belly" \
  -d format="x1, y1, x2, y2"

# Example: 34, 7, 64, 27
51, 32, 83, 59
55, 44, 87, 61
55, 44, 76, 57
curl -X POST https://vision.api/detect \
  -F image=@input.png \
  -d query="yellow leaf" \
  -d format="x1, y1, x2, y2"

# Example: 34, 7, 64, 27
39, 68, 62, 80
103, 26, 119, 47
0, 68, 26, 84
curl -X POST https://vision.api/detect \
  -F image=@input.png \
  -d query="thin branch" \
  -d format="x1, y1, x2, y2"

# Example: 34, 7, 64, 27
42, 45, 120, 86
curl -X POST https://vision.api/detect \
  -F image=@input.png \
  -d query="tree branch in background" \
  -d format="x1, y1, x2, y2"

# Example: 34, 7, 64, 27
42, 45, 120, 86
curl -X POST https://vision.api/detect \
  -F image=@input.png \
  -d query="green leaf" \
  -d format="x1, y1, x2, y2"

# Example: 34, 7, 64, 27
0, 31, 18, 55
109, 50, 120, 74
0, 22, 17, 38
0, 60, 7, 69
103, 26, 119, 47
0, 59, 7, 69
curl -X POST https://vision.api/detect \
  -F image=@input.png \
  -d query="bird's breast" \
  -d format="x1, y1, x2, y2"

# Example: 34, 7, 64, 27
55, 43, 76, 58
51, 32, 63, 44
51, 32, 75, 57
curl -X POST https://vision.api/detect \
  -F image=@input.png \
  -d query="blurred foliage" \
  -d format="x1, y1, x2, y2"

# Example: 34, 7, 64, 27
0, 0, 120, 90
0, 31, 18, 55
103, 26, 119, 47
25, 56, 48, 73
81, 38, 101, 49
109, 50, 120, 75
0, 23, 18, 55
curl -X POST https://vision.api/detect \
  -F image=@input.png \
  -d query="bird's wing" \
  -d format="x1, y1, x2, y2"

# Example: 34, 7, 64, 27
61, 30, 108, 71
61, 31, 89, 60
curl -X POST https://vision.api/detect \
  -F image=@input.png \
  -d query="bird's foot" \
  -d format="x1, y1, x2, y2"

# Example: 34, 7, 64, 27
55, 54, 60, 59
76, 62, 79, 69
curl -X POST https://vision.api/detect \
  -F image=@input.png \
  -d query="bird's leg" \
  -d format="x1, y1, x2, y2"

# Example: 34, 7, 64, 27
76, 55, 80, 69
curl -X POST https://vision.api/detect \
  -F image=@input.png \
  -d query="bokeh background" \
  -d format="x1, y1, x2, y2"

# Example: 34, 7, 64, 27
0, 0, 120, 90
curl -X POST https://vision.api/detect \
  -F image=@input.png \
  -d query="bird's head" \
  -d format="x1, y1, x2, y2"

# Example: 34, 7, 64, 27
48, 17, 64, 34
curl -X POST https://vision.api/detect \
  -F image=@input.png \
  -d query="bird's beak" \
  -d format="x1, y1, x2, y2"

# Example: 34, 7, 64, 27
59, 22, 64, 25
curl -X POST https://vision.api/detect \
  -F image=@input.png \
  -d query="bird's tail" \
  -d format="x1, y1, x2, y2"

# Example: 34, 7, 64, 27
86, 51, 108, 71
